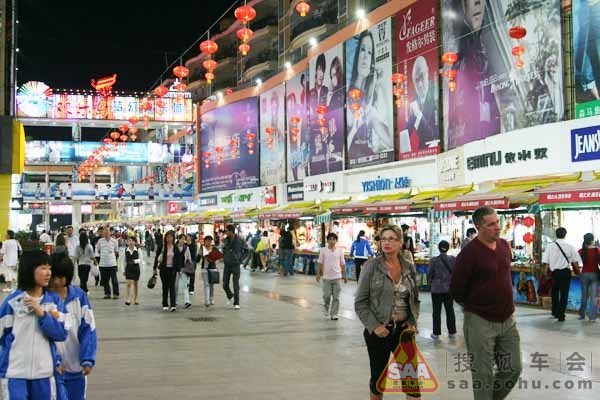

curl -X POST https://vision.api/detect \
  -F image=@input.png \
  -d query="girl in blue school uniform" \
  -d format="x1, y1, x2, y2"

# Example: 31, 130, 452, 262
0, 250, 68, 400
50, 255, 97, 400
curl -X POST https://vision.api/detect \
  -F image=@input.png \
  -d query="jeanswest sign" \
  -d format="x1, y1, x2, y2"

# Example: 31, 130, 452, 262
571, 125, 600, 162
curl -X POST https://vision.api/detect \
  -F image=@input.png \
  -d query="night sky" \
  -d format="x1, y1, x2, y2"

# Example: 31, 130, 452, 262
17, 0, 233, 140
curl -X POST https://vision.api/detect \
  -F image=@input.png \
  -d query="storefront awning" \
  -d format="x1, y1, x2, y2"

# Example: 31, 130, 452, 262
330, 192, 412, 215
410, 186, 473, 209
258, 201, 319, 220
537, 181, 600, 205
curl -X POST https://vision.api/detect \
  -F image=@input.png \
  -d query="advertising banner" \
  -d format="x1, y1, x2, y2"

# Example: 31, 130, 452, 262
308, 43, 345, 175
573, 0, 600, 118
286, 70, 311, 182
26, 141, 74, 164
345, 17, 395, 168
21, 182, 193, 201
73, 142, 148, 163
396, 2, 440, 159
442, 0, 564, 149
260, 84, 286, 185
200, 98, 260, 192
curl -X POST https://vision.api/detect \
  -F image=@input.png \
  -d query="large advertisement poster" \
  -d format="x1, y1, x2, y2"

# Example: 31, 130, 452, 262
21, 182, 193, 201
346, 18, 395, 168
442, 0, 563, 150
396, 2, 440, 159
308, 43, 345, 175
286, 70, 311, 182
200, 98, 260, 192
260, 84, 286, 185
573, 0, 600, 118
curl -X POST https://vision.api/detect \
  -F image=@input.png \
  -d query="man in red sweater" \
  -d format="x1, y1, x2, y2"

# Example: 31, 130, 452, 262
450, 206, 522, 400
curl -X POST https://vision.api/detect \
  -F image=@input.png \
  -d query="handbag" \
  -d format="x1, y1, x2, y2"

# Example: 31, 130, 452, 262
147, 273, 157, 289
208, 269, 220, 284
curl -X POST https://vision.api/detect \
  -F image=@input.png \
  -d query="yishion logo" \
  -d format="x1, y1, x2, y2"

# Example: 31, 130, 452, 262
376, 329, 439, 394
571, 125, 600, 162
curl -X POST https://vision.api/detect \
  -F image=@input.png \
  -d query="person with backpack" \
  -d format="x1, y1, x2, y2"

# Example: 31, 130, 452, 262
427, 240, 457, 339
578, 233, 599, 322
349, 230, 374, 282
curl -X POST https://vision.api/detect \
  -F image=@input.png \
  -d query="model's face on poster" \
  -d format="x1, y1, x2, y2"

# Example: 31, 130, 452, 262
464, 0, 485, 31
330, 63, 340, 88
316, 66, 325, 87
270, 96, 278, 123
357, 36, 373, 79
413, 58, 429, 102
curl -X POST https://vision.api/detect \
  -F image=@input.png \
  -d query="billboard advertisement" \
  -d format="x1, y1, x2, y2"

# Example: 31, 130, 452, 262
308, 43, 345, 175
442, 0, 564, 149
396, 2, 440, 159
286, 70, 311, 182
346, 17, 395, 168
200, 98, 260, 192
260, 84, 286, 185
573, 0, 600, 118
25, 141, 74, 164
21, 182, 193, 201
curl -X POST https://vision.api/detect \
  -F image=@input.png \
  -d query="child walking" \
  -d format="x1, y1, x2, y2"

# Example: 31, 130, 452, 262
124, 237, 142, 305
0, 250, 68, 399
50, 254, 97, 400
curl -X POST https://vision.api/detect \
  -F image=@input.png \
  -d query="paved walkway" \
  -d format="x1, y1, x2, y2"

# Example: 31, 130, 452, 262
4, 262, 600, 399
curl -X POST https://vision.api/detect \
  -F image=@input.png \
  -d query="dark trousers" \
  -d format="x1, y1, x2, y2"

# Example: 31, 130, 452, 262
100, 266, 119, 296
160, 268, 177, 308
354, 258, 367, 281
242, 250, 253, 268
78, 264, 91, 293
188, 270, 196, 292
551, 268, 572, 319
431, 292, 456, 335
223, 263, 240, 305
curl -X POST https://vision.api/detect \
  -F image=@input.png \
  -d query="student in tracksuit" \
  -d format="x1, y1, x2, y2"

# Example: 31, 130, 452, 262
50, 255, 97, 400
349, 230, 375, 282
0, 250, 68, 400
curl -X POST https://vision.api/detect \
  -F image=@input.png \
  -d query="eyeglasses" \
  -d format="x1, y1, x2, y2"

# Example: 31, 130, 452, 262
380, 237, 400, 243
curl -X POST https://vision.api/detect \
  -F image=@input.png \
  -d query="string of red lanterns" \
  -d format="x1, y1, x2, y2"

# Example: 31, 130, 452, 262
234, 3, 256, 56
199, 35, 219, 85
509, 26, 527, 69
441, 52, 459, 92
391, 73, 406, 107
348, 88, 362, 119
296, 1, 310, 17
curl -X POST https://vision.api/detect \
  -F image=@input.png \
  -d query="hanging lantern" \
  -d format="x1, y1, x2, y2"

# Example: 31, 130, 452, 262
391, 73, 406, 85
205, 72, 215, 83
523, 232, 534, 244
128, 116, 139, 125
442, 52, 459, 92
290, 127, 300, 142
239, 43, 251, 56
215, 146, 224, 166
199, 40, 219, 55
173, 66, 190, 79
237, 27, 254, 43
174, 82, 187, 92
348, 88, 363, 119
391, 73, 406, 108
348, 88, 362, 101
120, 134, 128, 142
234, 5, 256, 25
246, 131, 256, 155
140, 99, 153, 112
203, 59, 218, 72
509, 26, 527, 69
155, 99, 165, 109
130, 134, 137, 141
154, 85, 169, 97
511, 45, 526, 69
110, 131, 121, 140
509, 26, 527, 41
203, 151, 212, 168
118, 124, 129, 133
296, 1, 310, 17
441, 52, 458, 65
522, 216, 535, 228
290, 115, 301, 125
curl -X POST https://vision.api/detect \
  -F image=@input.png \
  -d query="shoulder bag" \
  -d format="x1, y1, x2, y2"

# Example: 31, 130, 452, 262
555, 242, 580, 275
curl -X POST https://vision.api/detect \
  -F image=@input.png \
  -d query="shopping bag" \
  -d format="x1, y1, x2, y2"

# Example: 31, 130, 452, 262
208, 269, 220, 284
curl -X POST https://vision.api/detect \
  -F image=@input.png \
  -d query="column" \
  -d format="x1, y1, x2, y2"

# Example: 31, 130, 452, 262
72, 201, 82, 230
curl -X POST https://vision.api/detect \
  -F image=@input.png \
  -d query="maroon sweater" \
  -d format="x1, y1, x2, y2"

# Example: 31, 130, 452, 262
450, 238, 515, 322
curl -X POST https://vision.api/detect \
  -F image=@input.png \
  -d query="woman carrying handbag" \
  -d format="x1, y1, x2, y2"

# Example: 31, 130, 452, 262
199, 235, 223, 307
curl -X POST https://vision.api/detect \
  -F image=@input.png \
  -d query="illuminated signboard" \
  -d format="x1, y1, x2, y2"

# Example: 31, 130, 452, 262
16, 81, 193, 122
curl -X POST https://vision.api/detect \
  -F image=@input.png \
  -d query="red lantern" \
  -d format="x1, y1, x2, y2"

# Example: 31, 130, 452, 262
234, 5, 256, 25
444, 70, 458, 80
155, 99, 165, 108
118, 124, 129, 133
120, 134, 128, 142
154, 85, 169, 97
391, 73, 406, 85
174, 82, 187, 91
237, 27, 254, 43
348, 88, 362, 101
512, 45, 525, 57
173, 66, 189, 79
522, 216, 535, 228
246, 131, 256, 154
130, 134, 137, 141
265, 126, 275, 135
110, 131, 121, 140
203, 59, 218, 72
509, 26, 527, 40
296, 1, 310, 17
230, 138, 238, 147
129, 126, 138, 134
128, 116, 139, 125
199, 40, 219, 55
393, 87, 405, 97
315, 105, 328, 116
239, 43, 251, 56
523, 232, 534, 244
442, 52, 458, 65
290, 116, 301, 125
205, 72, 215, 83
448, 81, 456, 92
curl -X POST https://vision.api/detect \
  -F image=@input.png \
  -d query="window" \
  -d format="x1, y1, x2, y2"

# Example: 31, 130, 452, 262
338, 0, 347, 17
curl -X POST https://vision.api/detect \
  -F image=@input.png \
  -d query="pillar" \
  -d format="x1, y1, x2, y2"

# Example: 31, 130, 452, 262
0, 174, 10, 240
72, 201, 82, 230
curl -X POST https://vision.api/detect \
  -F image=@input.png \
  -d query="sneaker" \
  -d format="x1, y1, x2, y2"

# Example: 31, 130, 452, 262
234, 305, 240, 309
331, 316, 339, 321
125, 302, 131, 306
103, 295, 111, 299
430, 333, 440, 340
226, 298, 233, 306
112, 295, 119, 299
162, 307, 169, 311
578, 315, 586, 320
170, 307, 177, 312
210, 299, 215, 305
189, 291, 195, 295
205, 303, 210, 307
184, 303, 191, 309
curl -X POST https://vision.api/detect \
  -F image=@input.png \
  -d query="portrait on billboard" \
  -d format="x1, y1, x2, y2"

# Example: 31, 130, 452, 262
442, 0, 563, 149
260, 84, 286, 185
286, 71, 311, 182
573, 0, 600, 118
308, 43, 345, 174
346, 18, 395, 168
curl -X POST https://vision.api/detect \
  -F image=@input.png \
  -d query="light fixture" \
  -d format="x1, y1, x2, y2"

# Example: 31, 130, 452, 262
356, 8, 366, 19
15, 48, 19, 52
255, 78, 262, 86
309, 37, 317, 47
284, 61, 292, 70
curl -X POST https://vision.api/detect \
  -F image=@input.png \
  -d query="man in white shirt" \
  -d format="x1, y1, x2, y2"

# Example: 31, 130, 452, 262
95, 227, 120, 299
1, 230, 22, 292
316, 232, 347, 320
65, 225, 79, 265
39, 230, 52, 245
542, 227, 582, 322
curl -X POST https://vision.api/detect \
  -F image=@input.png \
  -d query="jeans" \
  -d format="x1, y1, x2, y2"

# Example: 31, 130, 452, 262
99, 266, 119, 296
242, 249, 253, 268
189, 269, 196, 292
77, 264, 90, 293
159, 268, 177, 308
223, 263, 240, 305
463, 312, 522, 400
431, 292, 456, 336
322, 278, 341, 317
175, 272, 191, 305
280, 249, 294, 275
201, 269, 215, 305
579, 272, 599, 321
551, 268, 571, 319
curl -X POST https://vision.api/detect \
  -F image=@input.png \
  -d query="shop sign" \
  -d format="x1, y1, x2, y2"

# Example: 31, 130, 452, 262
571, 125, 600, 162
539, 189, 600, 204
287, 182, 304, 202
361, 176, 410, 192
262, 211, 302, 220
221, 193, 253, 204
198, 195, 218, 207
167, 201, 179, 214
466, 147, 548, 171
363, 203, 411, 213
437, 147, 465, 187
434, 197, 510, 211
49, 204, 72, 214
263, 186, 277, 205
305, 180, 335, 193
